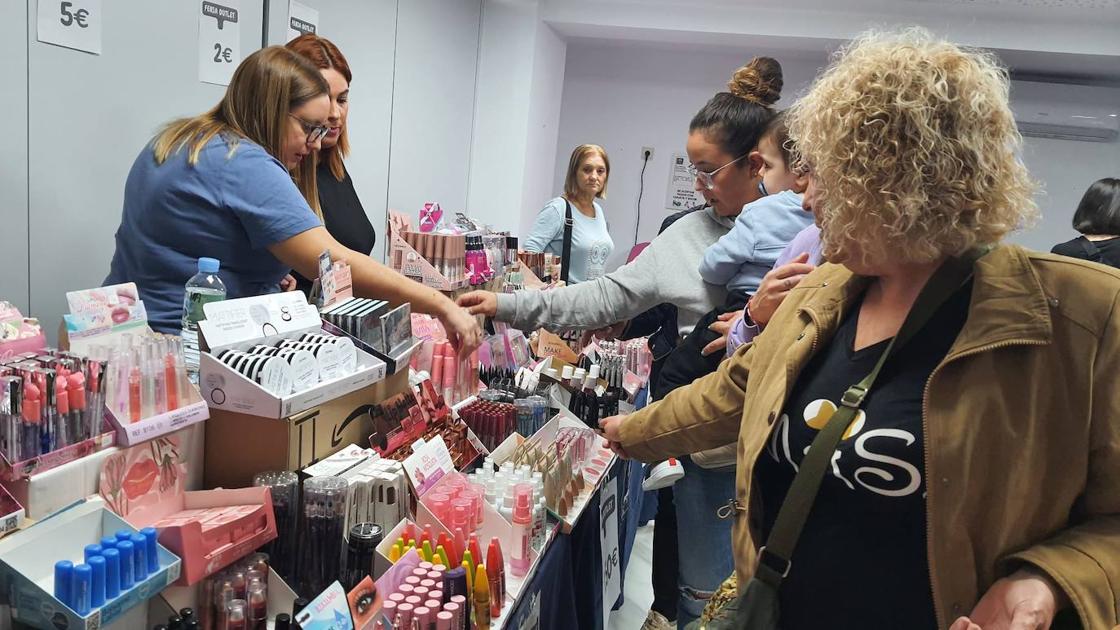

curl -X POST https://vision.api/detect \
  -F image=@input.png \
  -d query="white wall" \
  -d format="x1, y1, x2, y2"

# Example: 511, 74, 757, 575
468, 0, 567, 234
266, 0, 398, 262
388, 0, 483, 222
1015, 137, 1120, 252
554, 41, 1120, 275
1, 0, 29, 313
26, 0, 263, 337
553, 42, 826, 273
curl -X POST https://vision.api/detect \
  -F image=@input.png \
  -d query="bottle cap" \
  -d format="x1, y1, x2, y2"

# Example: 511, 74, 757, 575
198, 258, 220, 273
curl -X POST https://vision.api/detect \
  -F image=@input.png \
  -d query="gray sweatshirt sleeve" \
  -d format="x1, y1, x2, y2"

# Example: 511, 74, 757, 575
495, 242, 665, 332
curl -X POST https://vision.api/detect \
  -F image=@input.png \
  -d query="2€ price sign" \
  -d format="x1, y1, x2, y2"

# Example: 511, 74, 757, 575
198, 0, 241, 86
38, 0, 103, 54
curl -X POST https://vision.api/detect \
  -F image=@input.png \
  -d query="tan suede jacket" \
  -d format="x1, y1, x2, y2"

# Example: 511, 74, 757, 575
618, 245, 1120, 629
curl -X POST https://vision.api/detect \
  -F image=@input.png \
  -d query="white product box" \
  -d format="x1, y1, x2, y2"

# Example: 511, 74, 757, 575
198, 292, 387, 419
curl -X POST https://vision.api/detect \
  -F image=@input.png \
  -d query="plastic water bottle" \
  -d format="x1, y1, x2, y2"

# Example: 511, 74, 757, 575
181, 257, 226, 384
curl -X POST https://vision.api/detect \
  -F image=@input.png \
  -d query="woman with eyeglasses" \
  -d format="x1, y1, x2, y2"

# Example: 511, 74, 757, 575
458, 56, 782, 629
105, 46, 481, 356
285, 34, 378, 295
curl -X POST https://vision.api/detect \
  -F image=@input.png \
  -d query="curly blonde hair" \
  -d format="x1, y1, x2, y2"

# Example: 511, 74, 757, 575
788, 28, 1038, 267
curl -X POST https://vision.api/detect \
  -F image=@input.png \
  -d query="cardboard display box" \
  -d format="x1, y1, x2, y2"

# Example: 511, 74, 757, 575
0, 497, 182, 630
203, 370, 409, 489
197, 292, 388, 420
99, 441, 276, 586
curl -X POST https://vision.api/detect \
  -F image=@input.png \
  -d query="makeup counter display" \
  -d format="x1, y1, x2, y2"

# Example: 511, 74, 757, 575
0, 206, 654, 630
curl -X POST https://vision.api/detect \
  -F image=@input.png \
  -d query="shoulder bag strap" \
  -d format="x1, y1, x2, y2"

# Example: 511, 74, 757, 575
560, 199, 575, 284
754, 247, 989, 588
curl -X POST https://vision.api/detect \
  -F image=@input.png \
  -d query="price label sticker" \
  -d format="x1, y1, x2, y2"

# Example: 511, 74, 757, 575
38, 0, 102, 54
198, 0, 241, 85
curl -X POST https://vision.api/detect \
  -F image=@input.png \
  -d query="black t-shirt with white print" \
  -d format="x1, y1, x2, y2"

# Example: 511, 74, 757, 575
753, 281, 972, 630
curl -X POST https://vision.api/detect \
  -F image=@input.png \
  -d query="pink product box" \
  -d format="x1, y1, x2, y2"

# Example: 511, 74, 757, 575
99, 444, 277, 586
0, 333, 47, 362
137, 487, 277, 587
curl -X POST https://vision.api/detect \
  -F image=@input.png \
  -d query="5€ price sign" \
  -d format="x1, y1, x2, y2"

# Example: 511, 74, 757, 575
197, 0, 241, 86
38, 0, 103, 54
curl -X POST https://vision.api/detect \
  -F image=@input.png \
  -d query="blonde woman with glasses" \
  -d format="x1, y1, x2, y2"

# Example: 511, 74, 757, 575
105, 46, 480, 355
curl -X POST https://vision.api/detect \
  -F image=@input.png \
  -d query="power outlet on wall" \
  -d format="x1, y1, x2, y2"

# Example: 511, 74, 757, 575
641, 146, 654, 161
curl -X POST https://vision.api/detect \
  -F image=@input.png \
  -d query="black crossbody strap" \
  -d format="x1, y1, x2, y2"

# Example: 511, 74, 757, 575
560, 199, 574, 284
754, 247, 989, 588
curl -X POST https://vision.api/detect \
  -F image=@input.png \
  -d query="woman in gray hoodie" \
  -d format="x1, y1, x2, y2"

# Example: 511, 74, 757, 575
459, 56, 784, 630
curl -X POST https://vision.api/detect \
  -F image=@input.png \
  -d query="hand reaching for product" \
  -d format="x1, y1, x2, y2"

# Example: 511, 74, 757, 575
580, 321, 628, 348
440, 305, 483, 358
702, 311, 742, 356
279, 274, 297, 292
457, 291, 498, 317
748, 253, 816, 327
949, 569, 1066, 630
599, 415, 630, 459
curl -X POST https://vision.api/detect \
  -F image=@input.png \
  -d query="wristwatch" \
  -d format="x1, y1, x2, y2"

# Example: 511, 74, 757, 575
743, 302, 761, 331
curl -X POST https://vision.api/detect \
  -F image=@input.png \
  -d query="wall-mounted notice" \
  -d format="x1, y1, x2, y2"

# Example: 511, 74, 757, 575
287, 1, 319, 42
665, 152, 703, 211
198, 0, 241, 86
37, 0, 103, 55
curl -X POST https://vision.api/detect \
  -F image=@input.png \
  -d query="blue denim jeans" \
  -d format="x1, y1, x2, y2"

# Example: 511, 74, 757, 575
674, 456, 737, 629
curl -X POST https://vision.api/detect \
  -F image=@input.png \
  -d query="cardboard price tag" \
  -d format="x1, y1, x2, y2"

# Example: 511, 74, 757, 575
535, 330, 578, 364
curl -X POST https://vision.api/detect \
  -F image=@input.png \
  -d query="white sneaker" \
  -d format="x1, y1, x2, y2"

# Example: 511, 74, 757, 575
640, 610, 674, 630
642, 459, 685, 492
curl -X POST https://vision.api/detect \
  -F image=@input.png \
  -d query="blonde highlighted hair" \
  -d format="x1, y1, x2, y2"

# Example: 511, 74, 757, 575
563, 144, 611, 200
151, 46, 329, 216
788, 28, 1038, 267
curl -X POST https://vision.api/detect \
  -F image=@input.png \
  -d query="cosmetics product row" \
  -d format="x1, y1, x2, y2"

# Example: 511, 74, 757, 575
412, 340, 480, 407
252, 460, 407, 597
1, 350, 101, 462
382, 555, 501, 630
52, 527, 163, 617
212, 332, 359, 396
191, 552, 272, 630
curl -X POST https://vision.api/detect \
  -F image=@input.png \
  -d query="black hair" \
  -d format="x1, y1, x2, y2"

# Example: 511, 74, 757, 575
690, 56, 783, 161
1072, 178, 1120, 235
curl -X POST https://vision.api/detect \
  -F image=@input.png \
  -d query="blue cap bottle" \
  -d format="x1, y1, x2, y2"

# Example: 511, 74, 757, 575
100, 536, 117, 550
53, 560, 73, 608
73, 563, 92, 615
141, 526, 160, 573
117, 540, 134, 589
130, 533, 148, 581
102, 548, 121, 598
88, 555, 106, 608
83, 544, 102, 564
115, 529, 132, 543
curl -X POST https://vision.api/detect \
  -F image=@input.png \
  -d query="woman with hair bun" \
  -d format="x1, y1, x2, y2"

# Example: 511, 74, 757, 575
603, 28, 1120, 630
461, 57, 784, 630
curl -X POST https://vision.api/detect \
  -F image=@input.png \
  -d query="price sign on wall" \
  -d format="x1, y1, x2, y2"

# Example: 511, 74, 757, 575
198, 0, 241, 86
38, 0, 103, 54
287, 1, 319, 42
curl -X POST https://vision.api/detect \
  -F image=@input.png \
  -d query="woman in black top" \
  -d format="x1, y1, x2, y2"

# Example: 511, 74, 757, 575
1051, 177, 1120, 267
287, 34, 377, 293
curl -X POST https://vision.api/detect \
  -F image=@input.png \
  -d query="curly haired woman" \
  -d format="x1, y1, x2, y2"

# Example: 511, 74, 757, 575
602, 29, 1120, 630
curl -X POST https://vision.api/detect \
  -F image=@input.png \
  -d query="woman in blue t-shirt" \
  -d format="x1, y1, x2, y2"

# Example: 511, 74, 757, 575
523, 144, 615, 283
104, 46, 480, 354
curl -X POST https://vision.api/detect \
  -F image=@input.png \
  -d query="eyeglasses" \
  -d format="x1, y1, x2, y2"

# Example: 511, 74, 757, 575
687, 154, 747, 190
288, 114, 330, 145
